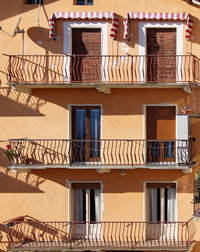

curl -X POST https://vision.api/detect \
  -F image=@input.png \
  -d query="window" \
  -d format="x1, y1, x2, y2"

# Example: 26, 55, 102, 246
71, 183, 101, 222
72, 106, 101, 162
76, 0, 93, 5
26, 0, 43, 4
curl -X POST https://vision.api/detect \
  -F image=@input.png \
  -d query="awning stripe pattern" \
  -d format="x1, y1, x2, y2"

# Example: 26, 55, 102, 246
123, 12, 193, 40
49, 12, 118, 40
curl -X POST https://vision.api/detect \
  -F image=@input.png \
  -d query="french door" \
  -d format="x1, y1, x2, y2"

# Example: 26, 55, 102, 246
72, 183, 101, 239
72, 106, 101, 163
146, 183, 176, 240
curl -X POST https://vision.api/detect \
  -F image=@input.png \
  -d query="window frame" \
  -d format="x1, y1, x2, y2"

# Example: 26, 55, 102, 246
144, 181, 177, 222
138, 22, 183, 82
72, 106, 101, 141
71, 105, 101, 162
69, 181, 102, 222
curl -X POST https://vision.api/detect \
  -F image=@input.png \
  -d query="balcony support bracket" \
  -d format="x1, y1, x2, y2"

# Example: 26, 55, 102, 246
183, 85, 192, 94
182, 167, 193, 174
96, 86, 111, 94
96, 168, 111, 174
13, 85, 32, 95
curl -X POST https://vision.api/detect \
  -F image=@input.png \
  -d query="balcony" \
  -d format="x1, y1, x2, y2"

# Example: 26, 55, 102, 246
4, 54, 200, 91
2, 217, 196, 251
5, 138, 194, 170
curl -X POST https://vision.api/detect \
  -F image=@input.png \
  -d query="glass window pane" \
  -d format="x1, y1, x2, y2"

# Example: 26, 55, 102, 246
77, 0, 85, 5
87, 0, 93, 5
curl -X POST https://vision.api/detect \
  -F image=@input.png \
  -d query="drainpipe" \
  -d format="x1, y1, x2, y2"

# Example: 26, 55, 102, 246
37, 0, 41, 27
192, 0, 200, 6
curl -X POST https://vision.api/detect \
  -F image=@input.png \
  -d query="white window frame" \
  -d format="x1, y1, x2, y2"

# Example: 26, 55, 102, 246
138, 22, 183, 82
63, 22, 108, 82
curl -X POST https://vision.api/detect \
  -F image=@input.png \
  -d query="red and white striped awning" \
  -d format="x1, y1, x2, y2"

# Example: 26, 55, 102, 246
49, 12, 118, 40
123, 12, 193, 40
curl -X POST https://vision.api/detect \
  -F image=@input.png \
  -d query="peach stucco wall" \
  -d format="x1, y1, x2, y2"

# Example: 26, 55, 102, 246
0, 168, 195, 223
0, 88, 192, 140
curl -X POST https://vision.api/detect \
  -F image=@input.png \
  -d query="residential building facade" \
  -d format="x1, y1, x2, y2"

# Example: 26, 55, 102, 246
0, 0, 200, 251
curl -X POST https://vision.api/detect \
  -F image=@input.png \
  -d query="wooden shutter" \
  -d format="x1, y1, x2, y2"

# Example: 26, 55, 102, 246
146, 106, 176, 140
71, 28, 101, 81
147, 28, 176, 82
147, 28, 176, 55
72, 183, 100, 189
146, 183, 176, 188
72, 28, 101, 55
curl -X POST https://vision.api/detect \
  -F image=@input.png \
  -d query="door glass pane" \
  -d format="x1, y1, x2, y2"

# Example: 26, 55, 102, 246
148, 188, 160, 221
76, 109, 86, 139
90, 189, 100, 221
166, 188, 176, 221
90, 109, 100, 158
74, 189, 86, 221
87, 0, 93, 4
76, 109, 86, 161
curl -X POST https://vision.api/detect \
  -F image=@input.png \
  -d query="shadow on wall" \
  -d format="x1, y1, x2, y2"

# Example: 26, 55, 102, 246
0, 242, 8, 252
0, 0, 58, 22
0, 147, 45, 193
27, 27, 63, 54
0, 86, 46, 116
0, 168, 45, 193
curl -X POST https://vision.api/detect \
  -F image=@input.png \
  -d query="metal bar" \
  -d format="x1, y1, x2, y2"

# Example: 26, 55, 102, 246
4, 138, 193, 167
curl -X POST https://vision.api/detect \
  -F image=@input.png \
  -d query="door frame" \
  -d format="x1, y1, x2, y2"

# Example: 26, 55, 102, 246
143, 180, 178, 221
143, 181, 178, 241
63, 22, 108, 82
143, 104, 178, 164
67, 104, 103, 164
138, 22, 183, 82
67, 180, 103, 238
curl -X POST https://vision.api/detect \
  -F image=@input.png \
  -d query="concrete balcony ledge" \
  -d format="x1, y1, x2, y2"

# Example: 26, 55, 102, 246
9, 164, 195, 172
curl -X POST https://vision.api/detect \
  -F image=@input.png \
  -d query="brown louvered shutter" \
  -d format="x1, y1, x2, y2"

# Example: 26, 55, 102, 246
71, 183, 100, 190
146, 106, 176, 140
71, 28, 101, 81
147, 28, 176, 82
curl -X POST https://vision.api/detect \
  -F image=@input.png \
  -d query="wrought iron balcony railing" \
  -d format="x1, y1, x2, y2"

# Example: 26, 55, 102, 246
4, 138, 193, 168
1, 218, 195, 251
4, 54, 200, 85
